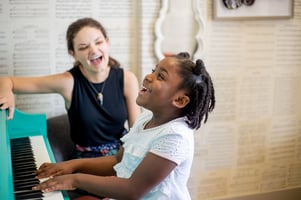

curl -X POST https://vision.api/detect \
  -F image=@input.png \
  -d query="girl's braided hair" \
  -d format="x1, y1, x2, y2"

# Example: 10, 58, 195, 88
173, 52, 215, 129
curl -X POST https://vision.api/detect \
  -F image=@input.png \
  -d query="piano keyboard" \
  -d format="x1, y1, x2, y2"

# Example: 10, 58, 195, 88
11, 135, 65, 200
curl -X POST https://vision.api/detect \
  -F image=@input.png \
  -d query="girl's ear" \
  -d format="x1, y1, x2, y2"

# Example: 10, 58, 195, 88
173, 95, 190, 108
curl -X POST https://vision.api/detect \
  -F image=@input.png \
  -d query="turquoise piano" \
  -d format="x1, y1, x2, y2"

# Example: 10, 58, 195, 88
0, 109, 69, 199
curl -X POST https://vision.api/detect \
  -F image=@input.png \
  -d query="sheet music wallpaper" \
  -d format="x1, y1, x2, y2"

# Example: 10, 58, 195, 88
1, 0, 301, 199
187, 1, 301, 200
0, 0, 140, 116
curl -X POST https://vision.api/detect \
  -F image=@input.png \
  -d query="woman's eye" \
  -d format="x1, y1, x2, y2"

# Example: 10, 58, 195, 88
78, 46, 88, 51
151, 69, 155, 73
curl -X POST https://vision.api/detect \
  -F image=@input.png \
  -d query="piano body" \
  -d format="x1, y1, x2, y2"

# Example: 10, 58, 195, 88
0, 109, 69, 199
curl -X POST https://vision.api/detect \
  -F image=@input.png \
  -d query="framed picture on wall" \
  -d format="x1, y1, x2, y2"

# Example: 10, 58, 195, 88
213, 0, 294, 20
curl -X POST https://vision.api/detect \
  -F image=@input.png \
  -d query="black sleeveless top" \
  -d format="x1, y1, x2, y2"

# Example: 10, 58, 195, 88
68, 66, 128, 146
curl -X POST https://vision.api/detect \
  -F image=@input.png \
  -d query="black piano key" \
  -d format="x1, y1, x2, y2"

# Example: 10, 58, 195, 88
12, 153, 35, 159
14, 179, 40, 188
11, 149, 33, 154
12, 159, 36, 165
10, 137, 44, 200
15, 183, 37, 190
14, 183, 39, 189
14, 178, 40, 187
13, 169, 36, 176
13, 172, 36, 179
13, 163, 37, 170
17, 198, 43, 200
10, 136, 65, 200
13, 166, 37, 174
15, 189, 44, 200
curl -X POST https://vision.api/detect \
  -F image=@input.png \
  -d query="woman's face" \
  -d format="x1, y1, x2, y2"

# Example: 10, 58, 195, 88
71, 26, 110, 73
136, 57, 185, 112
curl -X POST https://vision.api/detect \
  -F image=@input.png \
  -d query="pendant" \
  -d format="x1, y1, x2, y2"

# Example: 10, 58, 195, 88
97, 92, 103, 106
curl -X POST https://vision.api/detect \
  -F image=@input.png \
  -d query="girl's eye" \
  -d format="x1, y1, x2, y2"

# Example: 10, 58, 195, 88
151, 69, 164, 80
158, 73, 164, 80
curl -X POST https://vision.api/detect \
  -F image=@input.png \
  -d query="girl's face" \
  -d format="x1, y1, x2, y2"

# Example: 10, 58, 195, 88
71, 26, 110, 73
137, 57, 187, 112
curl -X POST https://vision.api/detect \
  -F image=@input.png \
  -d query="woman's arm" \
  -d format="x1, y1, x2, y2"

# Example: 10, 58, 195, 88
10, 72, 73, 96
0, 72, 73, 118
123, 70, 141, 127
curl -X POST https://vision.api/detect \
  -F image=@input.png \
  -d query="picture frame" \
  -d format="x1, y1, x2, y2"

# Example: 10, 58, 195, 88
213, 0, 294, 20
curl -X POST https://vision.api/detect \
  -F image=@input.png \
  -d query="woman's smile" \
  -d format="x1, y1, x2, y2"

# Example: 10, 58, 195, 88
89, 55, 103, 66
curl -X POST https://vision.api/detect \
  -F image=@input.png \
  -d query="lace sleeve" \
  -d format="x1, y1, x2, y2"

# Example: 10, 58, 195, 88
150, 134, 190, 165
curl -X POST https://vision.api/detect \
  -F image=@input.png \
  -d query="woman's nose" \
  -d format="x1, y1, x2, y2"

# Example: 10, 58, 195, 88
89, 44, 98, 53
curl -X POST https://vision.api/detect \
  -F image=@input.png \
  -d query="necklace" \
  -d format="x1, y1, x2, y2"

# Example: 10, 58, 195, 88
90, 80, 106, 106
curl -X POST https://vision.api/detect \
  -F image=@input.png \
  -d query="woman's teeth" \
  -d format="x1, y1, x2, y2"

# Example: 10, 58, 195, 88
91, 56, 101, 60
90, 56, 102, 64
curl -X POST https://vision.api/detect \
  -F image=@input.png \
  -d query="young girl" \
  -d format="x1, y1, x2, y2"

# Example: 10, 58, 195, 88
33, 52, 216, 200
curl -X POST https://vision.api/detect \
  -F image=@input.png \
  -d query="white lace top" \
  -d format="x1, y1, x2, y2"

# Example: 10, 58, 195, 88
113, 111, 194, 200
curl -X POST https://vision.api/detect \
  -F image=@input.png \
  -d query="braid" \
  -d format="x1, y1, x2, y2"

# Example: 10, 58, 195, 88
175, 52, 215, 129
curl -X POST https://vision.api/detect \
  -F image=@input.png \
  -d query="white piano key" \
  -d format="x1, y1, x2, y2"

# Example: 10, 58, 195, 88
29, 136, 65, 200
30, 136, 51, 167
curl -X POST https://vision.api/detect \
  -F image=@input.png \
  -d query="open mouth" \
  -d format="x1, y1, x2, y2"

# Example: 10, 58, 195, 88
90, 55, 103, 65
140, 86, 151, 93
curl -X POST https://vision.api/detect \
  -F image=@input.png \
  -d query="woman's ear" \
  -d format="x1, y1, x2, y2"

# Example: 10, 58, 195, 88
68, 50, 75, 57
173, 95, 190, 108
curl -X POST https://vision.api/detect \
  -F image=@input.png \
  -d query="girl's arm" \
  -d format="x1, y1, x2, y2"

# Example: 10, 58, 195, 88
36, 147, 124, 179
34, 152, 177, 200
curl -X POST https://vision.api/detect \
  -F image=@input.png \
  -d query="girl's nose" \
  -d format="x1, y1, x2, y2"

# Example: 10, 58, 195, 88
144, 73, 153, 82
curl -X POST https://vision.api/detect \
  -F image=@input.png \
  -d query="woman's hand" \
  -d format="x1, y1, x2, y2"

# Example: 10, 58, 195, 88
0, 80, 15, 119
32, 174, 77, 192
35, 161, 74, 179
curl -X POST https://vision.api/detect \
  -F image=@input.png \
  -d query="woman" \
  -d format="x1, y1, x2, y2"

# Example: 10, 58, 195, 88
0, 17, 141, 159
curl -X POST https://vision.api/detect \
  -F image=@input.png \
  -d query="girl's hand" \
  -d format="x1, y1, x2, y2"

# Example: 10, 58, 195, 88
35, 162, 74, 179
32, 174, 77, 192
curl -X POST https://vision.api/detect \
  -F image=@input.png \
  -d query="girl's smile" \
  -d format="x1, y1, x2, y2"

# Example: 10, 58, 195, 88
136, 57, 184, 112
139, 85, 151, 95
